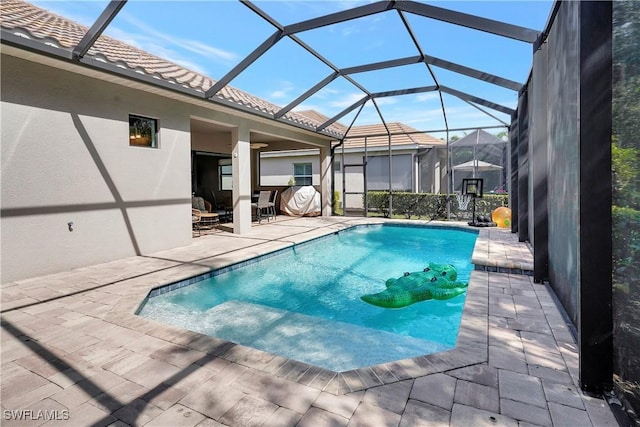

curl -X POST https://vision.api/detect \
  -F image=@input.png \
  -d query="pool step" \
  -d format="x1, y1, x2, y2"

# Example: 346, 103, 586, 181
199, 300, 452, 372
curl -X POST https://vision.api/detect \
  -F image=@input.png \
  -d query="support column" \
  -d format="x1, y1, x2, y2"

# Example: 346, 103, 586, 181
517, 89, 530, 242
319, 143, 332, 217
231, 125, 252, 234
531, 42, 549, 283
578, 0, 612, 393
509, 113, 519, 233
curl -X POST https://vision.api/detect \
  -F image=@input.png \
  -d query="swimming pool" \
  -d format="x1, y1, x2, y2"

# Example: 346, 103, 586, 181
138, 224, 478, 371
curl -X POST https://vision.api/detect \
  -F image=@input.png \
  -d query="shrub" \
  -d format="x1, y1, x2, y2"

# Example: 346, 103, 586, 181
363, 191, 508, 220
333, 191, 342, 214
613, 206, 640, 285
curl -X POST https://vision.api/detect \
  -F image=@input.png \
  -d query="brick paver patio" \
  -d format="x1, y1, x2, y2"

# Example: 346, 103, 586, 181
1, 217, 618, 426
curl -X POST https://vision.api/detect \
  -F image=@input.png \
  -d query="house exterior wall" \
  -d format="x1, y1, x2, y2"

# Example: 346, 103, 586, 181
191, 130, 231, 154
260, 153, 320, 186
1, 54, 193, 282
260, 149, 369, 211
1, 52, 332, 281
418, 147, 447, 194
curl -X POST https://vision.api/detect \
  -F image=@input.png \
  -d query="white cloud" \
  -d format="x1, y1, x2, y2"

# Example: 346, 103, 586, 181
311, 0, 379, 15
112, 11, 239, 66
183, 40, 239, 63
268, 80, 297, 100
313, 87, 342, 99
328, 92, 369, 108
372, 97, 397, 106
106, 28, 207, 74
376, 106, 446, 129
416, 93, 440, 102
270, 90, 289, 99
341, 26, 360, 37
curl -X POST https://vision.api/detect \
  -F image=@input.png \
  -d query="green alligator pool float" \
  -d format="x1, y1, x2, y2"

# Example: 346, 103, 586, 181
360, 262, 468, 309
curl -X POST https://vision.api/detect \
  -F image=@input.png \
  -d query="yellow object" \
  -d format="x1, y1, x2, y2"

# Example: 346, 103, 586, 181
492, 207, 512, 228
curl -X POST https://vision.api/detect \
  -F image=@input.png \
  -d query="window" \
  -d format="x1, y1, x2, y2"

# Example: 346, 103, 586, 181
366, 154, 412, 191
129, 114, 158, 148
334, 158, 341, 172
293, 163, 312, 186
219, 158, 232, 190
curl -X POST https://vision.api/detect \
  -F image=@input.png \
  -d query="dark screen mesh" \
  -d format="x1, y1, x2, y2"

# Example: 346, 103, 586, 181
612, 0, 640, 416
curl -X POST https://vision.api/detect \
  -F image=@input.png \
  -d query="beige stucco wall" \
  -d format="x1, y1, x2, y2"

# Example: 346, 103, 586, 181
191, 130, 231, 154
1, 54, 193, 282
260, 152, 320, 186
1, 52, 333, 281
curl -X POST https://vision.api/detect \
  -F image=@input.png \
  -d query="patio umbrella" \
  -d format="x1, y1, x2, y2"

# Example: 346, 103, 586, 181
452, 160, 503, 172
452, 160, 503, 192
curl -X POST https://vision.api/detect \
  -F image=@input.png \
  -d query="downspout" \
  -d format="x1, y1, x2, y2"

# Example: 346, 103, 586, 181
388, 133, 392, 215
446, 127, 451, 219
330, 138, 343, 216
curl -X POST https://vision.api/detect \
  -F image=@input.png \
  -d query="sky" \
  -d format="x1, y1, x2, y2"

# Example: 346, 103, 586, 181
29, 0, 553, 138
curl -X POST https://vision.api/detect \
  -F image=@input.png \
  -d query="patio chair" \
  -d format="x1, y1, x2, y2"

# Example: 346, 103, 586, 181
192, 208, 201, 236
210, 190, 232, 222
192, 196, 207, 212
267, 189, 278, 221
251, 190, 271, 223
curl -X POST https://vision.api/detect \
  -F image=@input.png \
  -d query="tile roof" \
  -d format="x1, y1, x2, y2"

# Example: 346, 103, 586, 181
0, 0, 346, 137
296, 110, 347, 133
340, 122, 445, 149
297, 111, 443, 148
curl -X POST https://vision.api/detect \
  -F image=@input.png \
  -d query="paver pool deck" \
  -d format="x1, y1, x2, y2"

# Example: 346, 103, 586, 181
1, 216, 619, 426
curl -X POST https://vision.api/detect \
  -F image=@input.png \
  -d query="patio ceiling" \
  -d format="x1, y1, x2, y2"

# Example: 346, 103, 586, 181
1, 0, 552, 140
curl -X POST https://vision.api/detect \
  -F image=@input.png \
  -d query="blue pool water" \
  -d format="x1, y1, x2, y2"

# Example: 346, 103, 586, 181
138, 224, 478, 371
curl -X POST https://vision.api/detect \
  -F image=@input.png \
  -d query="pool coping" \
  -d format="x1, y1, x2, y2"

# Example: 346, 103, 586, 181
107, 220, 517, 395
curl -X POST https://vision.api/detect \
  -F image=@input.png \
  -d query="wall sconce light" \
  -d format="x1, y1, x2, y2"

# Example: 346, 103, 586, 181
67, 221, 74, 232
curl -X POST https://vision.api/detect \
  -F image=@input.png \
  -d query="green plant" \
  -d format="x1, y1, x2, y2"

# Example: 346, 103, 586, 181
362, 191, 508, 220
333, 191, 342, 214
613, 206, 640, 281
613, 142, 640, 209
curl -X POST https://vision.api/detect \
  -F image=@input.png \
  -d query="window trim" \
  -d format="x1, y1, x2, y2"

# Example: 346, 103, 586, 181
218, 158, 232, 191
129, 114, 159, 148
293, 162, 313, 186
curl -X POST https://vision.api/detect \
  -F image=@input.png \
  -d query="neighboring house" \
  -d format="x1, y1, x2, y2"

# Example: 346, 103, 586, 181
259, 120, 447, 212
0, 0, 340, 281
